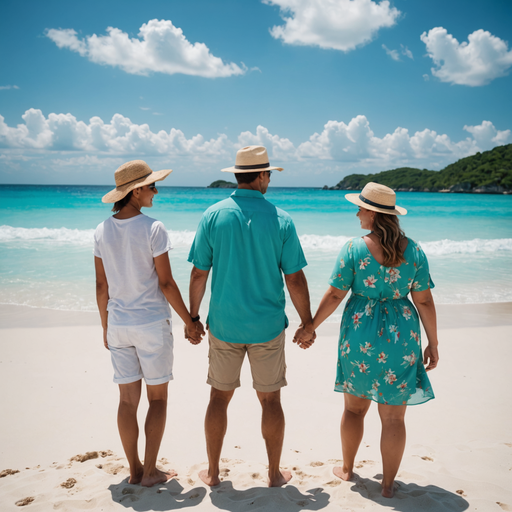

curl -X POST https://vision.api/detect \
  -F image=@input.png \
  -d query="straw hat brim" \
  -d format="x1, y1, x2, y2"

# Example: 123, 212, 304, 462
345, 193, 407, 216
102, 169, 172, 203
221, 166, 283, 173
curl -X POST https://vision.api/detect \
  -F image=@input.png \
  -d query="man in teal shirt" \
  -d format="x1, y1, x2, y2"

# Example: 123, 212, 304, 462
188, 145, 315, 487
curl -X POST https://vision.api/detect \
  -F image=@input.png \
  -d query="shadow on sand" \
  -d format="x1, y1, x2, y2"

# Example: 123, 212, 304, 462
206, 480, 331, 511
108, 477, 207, 510
348, 473, 470, 512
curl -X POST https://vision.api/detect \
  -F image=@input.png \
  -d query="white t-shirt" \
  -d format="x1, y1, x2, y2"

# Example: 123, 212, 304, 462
94, 214, 172, 327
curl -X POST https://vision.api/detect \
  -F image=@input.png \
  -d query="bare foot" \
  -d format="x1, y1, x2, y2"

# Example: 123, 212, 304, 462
199, 469, 221, 487
268, 470, 292, 487
381, 481, 398, 498
333, 466, 353, 481
141, 468, 177, 487
128, 465, 144, 485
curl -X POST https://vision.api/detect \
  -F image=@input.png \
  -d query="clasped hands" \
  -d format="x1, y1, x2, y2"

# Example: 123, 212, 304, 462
293, 322, 316, 349
184, 320, 206, 345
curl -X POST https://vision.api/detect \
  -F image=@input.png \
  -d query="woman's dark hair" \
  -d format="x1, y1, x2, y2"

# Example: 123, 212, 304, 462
235, 171, 262, 184
112, 191, 133, 213
372, 212, 406, 267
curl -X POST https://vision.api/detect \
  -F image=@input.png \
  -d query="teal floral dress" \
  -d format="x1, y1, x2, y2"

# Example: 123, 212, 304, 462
329, 237, 435, 406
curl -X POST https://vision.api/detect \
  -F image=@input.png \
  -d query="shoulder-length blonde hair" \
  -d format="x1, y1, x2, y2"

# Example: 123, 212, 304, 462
372, 212, 406, 267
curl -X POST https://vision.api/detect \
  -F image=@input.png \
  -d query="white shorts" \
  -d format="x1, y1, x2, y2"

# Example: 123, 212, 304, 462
107, 318, 174, 385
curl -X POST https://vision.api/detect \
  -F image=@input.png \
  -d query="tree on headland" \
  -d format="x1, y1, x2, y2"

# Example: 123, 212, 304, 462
327, 144, 512, 193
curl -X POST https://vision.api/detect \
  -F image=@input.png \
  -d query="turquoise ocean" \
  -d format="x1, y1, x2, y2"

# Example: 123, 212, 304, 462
1, 185, 511, 323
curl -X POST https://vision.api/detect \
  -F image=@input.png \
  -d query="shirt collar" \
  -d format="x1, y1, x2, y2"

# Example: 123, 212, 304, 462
231, 189, 265, 199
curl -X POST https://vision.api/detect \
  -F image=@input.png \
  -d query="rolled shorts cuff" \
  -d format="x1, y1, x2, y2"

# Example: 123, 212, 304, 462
253, 377, 287, 393
113, 374, 143, 385
207, 376, 240, 391
145, 374, 174, 386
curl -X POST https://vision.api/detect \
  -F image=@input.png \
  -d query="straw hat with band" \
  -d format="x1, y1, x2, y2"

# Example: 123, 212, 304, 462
102, 160, 172, 203
221, 145, 283, 173
345, 182, 407, 216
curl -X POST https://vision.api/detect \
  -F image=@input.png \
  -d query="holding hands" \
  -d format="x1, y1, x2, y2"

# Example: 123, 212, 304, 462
293, 322, 316, 349
185, 319, 206, 345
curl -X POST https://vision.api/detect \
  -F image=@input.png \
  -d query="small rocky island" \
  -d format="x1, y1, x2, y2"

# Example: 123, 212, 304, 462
208, 180, 237, 189
323, 143, 512, 194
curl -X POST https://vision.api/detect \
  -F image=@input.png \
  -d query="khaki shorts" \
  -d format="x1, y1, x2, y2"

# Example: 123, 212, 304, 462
207, 330, 287, 392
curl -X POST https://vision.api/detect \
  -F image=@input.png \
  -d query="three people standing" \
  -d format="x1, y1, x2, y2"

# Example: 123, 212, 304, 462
95, 148, 438, 497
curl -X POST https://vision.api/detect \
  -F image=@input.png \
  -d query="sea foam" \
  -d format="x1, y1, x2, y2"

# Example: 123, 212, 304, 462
1, 225, 511, 256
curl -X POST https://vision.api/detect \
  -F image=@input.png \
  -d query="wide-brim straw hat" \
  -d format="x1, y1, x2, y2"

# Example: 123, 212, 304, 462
221, 145, 283, 173
345, 182, 407, 215
102, 160, 172, 203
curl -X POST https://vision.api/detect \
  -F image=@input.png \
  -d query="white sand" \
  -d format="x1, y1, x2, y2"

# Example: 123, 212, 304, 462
1, 303, 511, 511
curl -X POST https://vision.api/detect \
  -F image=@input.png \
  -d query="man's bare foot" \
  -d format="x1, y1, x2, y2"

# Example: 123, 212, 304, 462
268, 470, 292, 488
128, 465, 144, 485
199, 469, 221, 487
381, 481, 397, 498
141, 468, 177, 487
333, 466, 353, 481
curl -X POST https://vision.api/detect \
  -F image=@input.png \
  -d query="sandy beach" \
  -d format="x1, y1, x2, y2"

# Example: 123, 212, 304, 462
1, 303, 511, 511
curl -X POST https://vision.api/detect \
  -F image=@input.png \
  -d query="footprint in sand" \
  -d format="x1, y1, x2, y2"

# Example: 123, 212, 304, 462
101, 463, 126, 476
70, 452, 99, 463
220, 468, 230, 477
15, 497, 35, 507
0, 469, 20, 478
497, 502, 512, 511
456, 489, 466, 497
325, 480, 341, 487
355, 460, 374, 469
421, 456, 434, 462
60, 478, 77, 489
310, 461, 324, 467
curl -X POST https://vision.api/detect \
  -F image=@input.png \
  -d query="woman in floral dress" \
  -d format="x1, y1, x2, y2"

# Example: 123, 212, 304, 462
295, 182, 439, 498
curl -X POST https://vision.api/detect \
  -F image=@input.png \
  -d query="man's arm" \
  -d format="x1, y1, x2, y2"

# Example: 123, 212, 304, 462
154, 252, 205, 344
284, 269, 315, 348
94, 256, 109, 350
189, 266, 210, 321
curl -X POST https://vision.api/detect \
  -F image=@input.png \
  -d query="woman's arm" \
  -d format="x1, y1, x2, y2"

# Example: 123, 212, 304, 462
94, 256, 109, 350
154, 252, 205, 344
293, 286, 348, 346
411, 288, 439, 371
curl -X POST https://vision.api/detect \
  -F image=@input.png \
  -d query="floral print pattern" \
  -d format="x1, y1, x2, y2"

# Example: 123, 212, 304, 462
330, 237, 435, 406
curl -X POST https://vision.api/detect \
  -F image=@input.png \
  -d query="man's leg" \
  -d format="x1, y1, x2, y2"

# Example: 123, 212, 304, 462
256, 389, 292, 487
199, 387, 234, 486
333, 393, 371, 481
118, 380, 144, 484
141, 382, 176, 487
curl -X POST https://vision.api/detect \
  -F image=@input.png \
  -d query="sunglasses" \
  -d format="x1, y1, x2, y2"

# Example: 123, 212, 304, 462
148, 183, 157, 191
267, 171, 272, 176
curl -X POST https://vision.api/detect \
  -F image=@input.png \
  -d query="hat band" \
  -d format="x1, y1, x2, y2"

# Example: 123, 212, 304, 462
359, 194, 395, 210
234, 162, 270, 170
117, 172, 152, 189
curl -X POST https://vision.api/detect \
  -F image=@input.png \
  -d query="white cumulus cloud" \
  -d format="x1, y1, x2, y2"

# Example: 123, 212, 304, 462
421, 27, 512, 86
46, 19, 245, 78
264, 0, 400, 52
0, 110, 510, 173
382, 44, 400, 61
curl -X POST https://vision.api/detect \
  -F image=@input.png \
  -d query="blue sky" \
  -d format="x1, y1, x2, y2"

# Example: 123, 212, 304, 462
1, 0, 511, 186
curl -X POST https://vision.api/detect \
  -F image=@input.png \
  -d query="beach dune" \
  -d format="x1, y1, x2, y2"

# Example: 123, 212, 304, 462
1, 303, 511, 511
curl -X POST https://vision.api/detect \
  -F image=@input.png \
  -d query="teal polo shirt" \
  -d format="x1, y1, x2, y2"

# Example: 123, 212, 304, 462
188, 189, 307, 344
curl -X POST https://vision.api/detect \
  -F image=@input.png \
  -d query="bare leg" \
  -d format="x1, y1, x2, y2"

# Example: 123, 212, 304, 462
199, 387, 234, 487
333, 394, 371, 481
141, 382, 175, 487
256, 390, 291, 487
118, 381, 144, 484
378, 403, 407, 498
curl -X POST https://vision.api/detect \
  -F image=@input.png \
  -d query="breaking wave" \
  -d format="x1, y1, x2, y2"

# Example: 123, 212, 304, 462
1, 226, 511, 255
